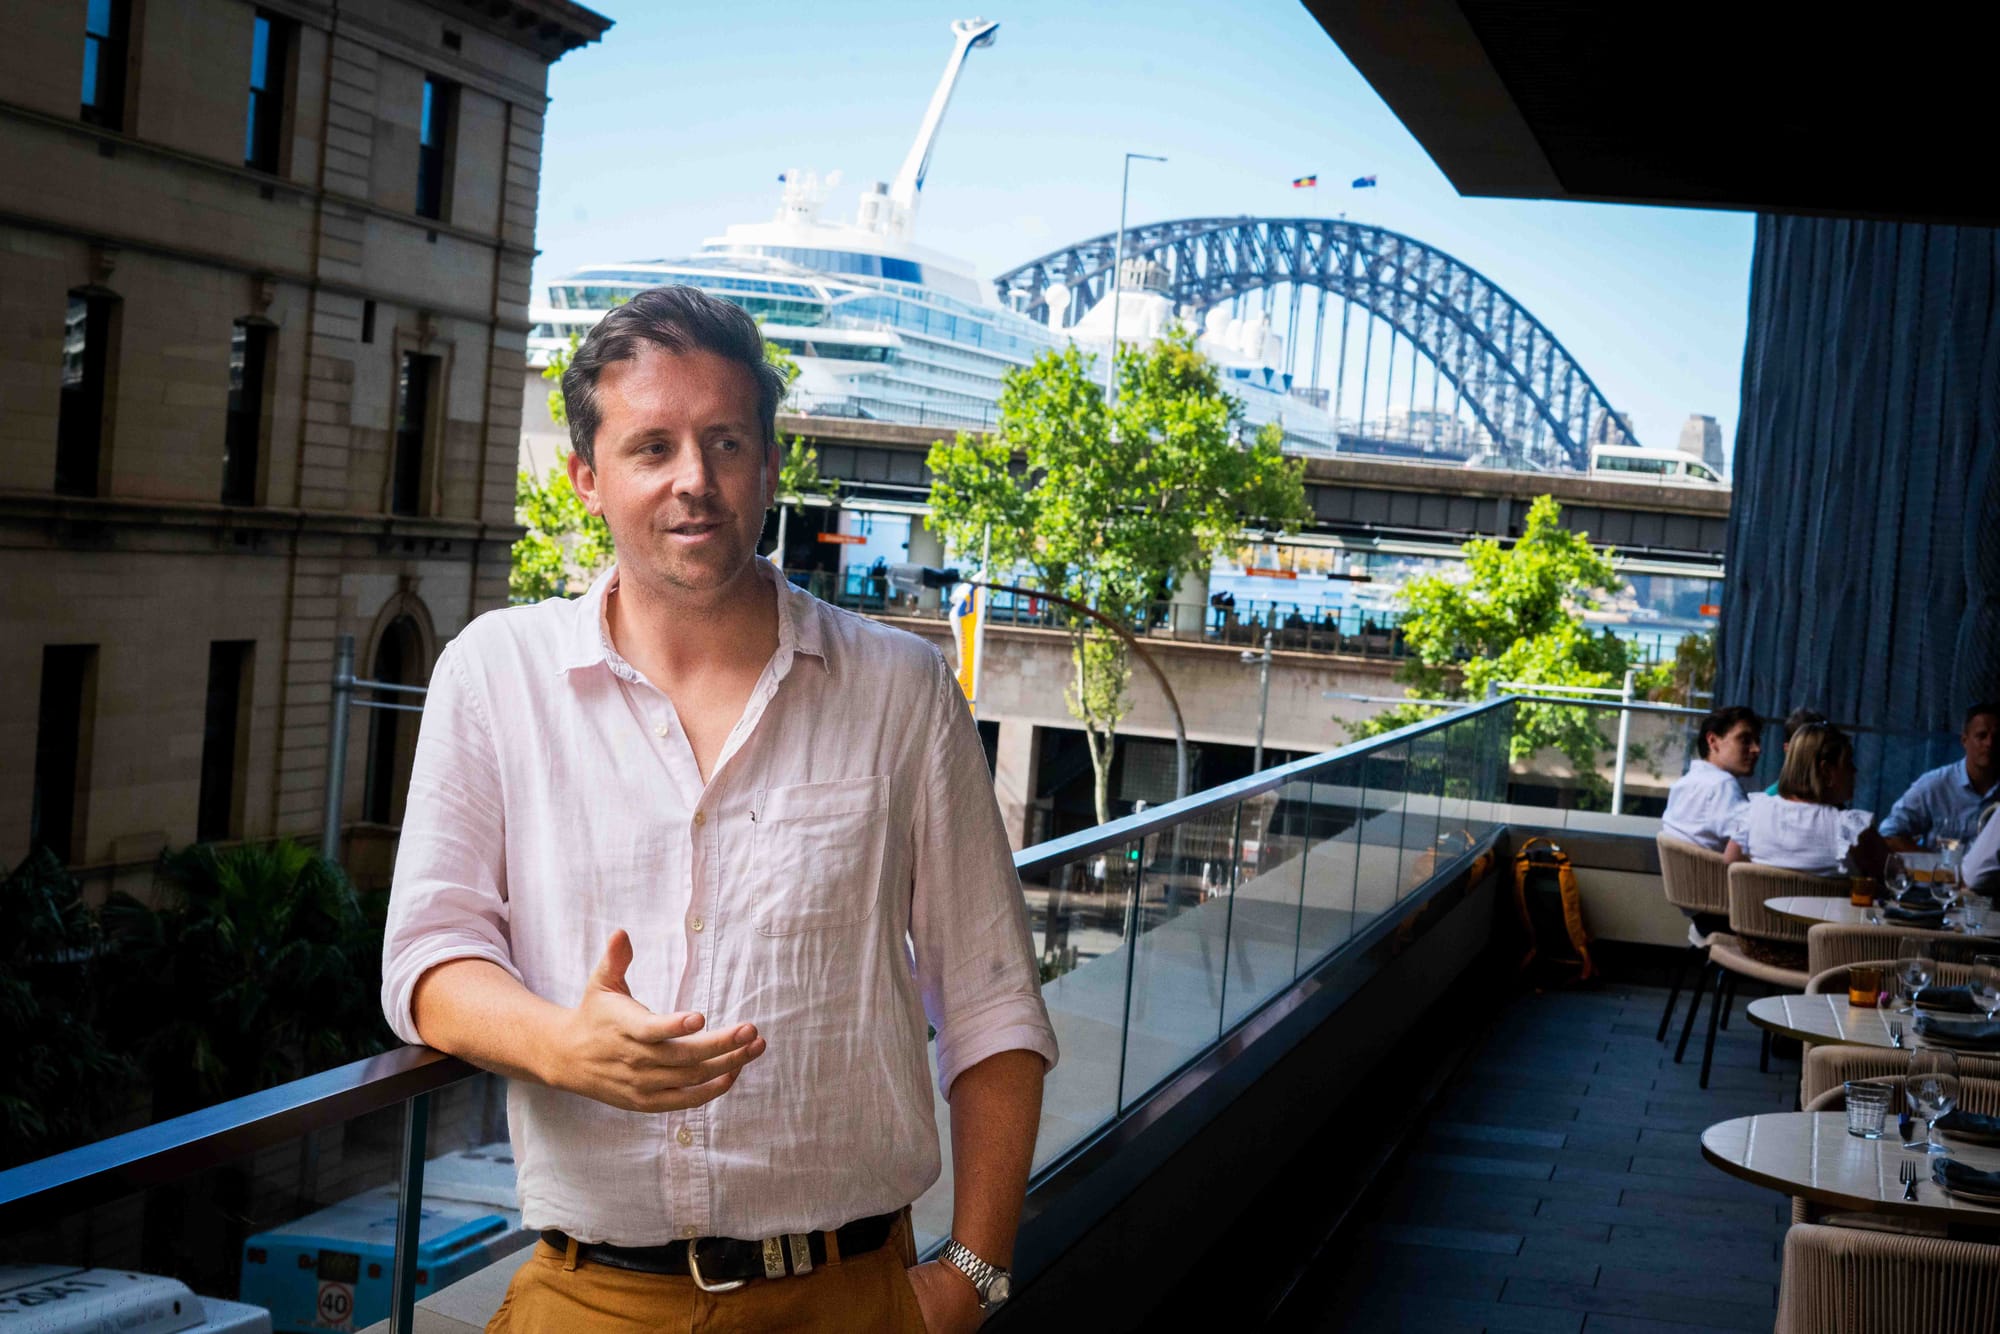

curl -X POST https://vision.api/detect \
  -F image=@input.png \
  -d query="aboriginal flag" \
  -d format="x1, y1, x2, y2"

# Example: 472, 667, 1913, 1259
1291, 175, 1317, 188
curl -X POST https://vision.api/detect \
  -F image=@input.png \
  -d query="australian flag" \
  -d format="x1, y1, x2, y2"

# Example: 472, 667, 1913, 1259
1352, 175, 1378, 188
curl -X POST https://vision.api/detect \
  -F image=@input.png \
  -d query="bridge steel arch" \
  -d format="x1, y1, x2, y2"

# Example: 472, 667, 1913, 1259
992, 217, 1635, 471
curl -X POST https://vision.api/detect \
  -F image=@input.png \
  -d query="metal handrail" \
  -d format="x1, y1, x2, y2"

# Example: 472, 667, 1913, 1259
0, 1046, 475, 1227
1014, 696, 1509, 876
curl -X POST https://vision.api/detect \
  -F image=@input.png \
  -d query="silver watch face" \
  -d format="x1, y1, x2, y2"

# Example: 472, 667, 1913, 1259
988, 1274, 1011, 1305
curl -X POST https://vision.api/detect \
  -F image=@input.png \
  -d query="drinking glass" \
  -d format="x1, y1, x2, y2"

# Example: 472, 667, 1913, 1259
1845, 1080, 1893, 1139
1906, 1050, 1961, 1156
1897, 939, 1936, 1011
1976, 957, 2000, 1020
1886, 853, 1914, 902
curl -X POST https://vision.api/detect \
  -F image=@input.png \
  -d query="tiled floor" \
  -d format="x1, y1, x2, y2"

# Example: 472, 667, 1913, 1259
1310, 979, 1797, 1333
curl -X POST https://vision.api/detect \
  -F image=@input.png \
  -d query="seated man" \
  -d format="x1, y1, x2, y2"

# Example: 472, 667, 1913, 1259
1764, 706, 1828, 796
1660, 704, 1762, 851
1880, 702, 1999, 850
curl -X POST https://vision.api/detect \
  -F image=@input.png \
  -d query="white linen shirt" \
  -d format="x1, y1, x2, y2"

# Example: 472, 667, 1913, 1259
1660, 759, 1749, 852
380, 560, 1058, 1245
1964, 807, 2000, 892
1726, 793, 1874, 876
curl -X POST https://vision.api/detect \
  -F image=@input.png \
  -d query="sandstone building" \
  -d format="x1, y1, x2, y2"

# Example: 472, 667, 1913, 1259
0, 0, 610, 895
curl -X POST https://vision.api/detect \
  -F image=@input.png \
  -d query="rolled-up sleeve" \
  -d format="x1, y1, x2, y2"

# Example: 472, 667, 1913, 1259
1879, 773, 1934, 841
380, 641, 522, 1048
908, 650, 1059, 1099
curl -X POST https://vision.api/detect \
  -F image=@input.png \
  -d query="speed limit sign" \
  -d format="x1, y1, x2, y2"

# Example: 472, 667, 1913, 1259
316, 1280, 355, 1330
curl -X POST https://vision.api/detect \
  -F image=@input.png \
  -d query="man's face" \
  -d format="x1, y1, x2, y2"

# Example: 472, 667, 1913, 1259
1964, 713, 1997, 779
1708, 720, 1761, 777
569, 344, 776, 599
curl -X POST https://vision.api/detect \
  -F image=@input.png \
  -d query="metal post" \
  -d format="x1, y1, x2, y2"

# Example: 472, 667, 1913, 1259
321, 634, 355, 865
389, 1092, 431, 1334
1332, 293, 1353, 435
1253, 630, 1273, 773
1105, 152, 1165, 408
1611, 668, 1635, 815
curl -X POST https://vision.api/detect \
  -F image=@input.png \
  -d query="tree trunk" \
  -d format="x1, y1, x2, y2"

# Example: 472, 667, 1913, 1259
1075, 637, 1116, 825
774, 502, 790, 564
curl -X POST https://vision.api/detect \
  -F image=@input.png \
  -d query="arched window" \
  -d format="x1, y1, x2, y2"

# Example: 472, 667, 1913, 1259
362, 616, 424, 824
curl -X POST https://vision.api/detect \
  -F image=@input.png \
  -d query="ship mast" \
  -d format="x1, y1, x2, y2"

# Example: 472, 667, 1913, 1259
882, 18, 999, 239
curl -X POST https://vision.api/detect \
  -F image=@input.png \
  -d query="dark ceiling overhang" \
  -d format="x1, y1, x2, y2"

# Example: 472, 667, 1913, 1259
1301, 1, 2000, 226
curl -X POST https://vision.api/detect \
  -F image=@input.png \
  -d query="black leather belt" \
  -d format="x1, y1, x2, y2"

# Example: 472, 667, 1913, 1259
541, 1211, 899, 1291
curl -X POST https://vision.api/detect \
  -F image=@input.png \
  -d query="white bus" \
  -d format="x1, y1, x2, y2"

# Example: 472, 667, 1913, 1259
1589, 445, 1726, 485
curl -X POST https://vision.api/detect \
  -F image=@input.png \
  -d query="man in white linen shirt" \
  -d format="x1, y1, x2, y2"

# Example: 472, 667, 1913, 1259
380, 287, 1057, 1333
1880, 703, 1999, 851
1660, 704, 1763, 852
1964, 804, 2000, 892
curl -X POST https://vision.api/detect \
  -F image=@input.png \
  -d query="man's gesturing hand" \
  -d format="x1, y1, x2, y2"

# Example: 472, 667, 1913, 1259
550, 929, 766, 1112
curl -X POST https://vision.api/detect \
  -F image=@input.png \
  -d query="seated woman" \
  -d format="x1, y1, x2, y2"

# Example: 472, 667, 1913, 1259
1723, 722, 1889, 878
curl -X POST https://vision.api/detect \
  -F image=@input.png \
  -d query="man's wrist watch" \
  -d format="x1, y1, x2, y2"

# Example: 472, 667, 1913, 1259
937, 1237, 1013, 1310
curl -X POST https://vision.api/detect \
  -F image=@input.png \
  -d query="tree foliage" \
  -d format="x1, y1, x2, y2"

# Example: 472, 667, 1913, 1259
927, 327, 1309, 821
1350, 495, 1637, 802
99, 841, 394, 1118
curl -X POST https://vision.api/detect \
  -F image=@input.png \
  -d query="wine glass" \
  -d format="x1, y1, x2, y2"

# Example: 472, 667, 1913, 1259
1972, 962, 2000, 1022
1886, 853, 1914, 903
1906, 1050, 1961, 1156
1897, 939, 1937, 1012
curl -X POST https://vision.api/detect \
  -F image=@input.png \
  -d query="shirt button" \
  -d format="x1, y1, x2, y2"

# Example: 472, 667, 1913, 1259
693, 811, 706, 827
681, 1225, 699, 1239
689, 915, 704, 933
676, 1126, 694, 1147
654, 724, 669, 738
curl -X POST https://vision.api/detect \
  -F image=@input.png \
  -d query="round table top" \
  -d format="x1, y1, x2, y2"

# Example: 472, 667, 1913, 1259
1747, 993, 1927, 1049
1764, 895, 1997, 935
1703, 1111, 2000, 1228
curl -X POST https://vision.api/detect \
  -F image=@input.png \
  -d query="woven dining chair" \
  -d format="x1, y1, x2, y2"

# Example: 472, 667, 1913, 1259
1777, 1221, 2000, 1330
1806, 923, 1986, 976
1675, 862, 1849, 1089
1806, 954, 1979, 1001
1655, 834, 1731, 1043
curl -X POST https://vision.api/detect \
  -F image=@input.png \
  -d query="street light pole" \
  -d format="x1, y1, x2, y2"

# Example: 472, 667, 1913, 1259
1242, 629, 1273, 773
893, 564, 1188, 800
1106, 151, 1166, 407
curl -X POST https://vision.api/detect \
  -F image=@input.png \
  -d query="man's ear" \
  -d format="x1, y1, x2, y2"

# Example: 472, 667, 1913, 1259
763, 437, 782, 509
567, 447, 602, 515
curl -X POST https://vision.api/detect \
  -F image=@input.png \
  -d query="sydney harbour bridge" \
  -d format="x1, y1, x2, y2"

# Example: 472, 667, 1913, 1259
992, 217, 1637, 472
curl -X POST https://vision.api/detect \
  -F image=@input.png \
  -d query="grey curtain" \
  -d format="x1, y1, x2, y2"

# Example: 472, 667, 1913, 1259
1719, 214, 2000, 814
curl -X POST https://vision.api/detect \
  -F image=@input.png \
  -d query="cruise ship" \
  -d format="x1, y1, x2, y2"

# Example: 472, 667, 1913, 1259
525, 18, 1344, 451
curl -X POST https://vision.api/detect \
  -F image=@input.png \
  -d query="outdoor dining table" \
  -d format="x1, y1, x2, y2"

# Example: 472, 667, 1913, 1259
1748, 993, 1931, 1051
1703, 1110, 2000, 1236
1763, 895, 1999, 935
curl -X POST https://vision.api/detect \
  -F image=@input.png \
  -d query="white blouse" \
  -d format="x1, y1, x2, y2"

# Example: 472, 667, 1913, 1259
1728, 793, 1873, 876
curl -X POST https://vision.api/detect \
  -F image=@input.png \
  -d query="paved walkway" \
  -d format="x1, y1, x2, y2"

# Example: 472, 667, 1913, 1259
1308, 980, 1797, 1333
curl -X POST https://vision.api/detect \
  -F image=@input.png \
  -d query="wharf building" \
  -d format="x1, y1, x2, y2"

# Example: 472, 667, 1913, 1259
0, 0, 609, 896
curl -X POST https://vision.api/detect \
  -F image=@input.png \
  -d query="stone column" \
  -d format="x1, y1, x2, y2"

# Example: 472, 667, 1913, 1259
991, 720, 1041, 851
1169, 567, 1210, 639
908, 515, 945, 612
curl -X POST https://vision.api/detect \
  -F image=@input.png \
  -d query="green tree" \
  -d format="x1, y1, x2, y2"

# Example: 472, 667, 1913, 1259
770, 438, 838, 566
927, 328, 1309, 822
1350, 495, 1635, 803
0, 849, 135, 1168
99, 840, 393, 1120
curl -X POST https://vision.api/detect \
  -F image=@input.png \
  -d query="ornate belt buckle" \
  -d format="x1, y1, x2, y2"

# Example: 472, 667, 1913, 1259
687, 1239, 747, 1294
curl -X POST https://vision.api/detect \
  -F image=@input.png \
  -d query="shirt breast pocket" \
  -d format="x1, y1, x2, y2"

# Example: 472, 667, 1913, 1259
751, 774, 891, 936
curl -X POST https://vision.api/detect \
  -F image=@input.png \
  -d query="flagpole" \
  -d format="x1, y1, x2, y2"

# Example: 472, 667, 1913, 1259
1106, 152, 1165, 407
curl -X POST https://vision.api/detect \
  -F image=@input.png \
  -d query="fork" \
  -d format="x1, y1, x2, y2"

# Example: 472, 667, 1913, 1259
1902, 1160, 1920, 1201
1890, 1019, 1906, 1049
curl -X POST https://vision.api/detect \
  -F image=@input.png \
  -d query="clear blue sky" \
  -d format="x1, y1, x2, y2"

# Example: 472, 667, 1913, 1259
533, 1, 1754, 456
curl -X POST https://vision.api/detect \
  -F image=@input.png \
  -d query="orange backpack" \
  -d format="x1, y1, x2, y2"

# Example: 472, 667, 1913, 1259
1511, 837, 1597, 984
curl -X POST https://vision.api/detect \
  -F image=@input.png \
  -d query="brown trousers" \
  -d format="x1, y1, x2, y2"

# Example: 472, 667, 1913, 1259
485, 1213, 928, 1333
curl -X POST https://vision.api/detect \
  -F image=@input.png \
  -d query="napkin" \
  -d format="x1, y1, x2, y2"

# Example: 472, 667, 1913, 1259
1914, 1015, 2000, 1048
1933, 1158, 2000, 1196
1936, 1109, 2000, 1137
1914, 985, 1980, 1013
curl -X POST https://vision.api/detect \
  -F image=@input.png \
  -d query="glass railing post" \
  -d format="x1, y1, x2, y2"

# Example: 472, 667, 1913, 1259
1113, 845, 1146, 1111
390, 1091, 432, 1334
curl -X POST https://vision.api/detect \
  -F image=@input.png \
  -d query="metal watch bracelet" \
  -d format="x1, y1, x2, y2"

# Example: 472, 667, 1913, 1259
937, 1237, 1012, 1309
